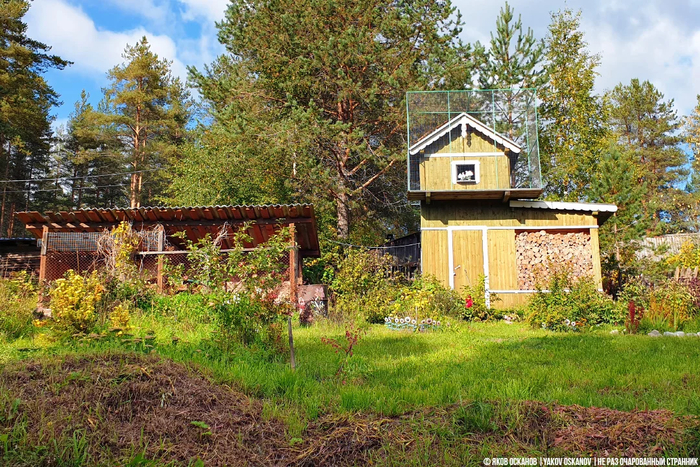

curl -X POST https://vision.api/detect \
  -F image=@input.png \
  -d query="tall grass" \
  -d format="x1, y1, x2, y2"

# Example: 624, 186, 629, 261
6, 309, 700, 419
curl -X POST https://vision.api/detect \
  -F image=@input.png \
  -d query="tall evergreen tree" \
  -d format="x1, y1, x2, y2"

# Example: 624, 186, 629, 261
98, 37, 192, 208
588, 144, 648, 261
475, 2, 546, 186
185, 0, 468, 239
539, 9, 607, 201
681, 95, 700, 231
0, 0, 69, 235
59, 91, 127, 208
477, 2, 546, 91
608, 79, 687, 233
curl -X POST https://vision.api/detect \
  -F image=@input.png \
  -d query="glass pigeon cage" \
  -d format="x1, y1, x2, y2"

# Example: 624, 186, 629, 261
406, 89, 542, 200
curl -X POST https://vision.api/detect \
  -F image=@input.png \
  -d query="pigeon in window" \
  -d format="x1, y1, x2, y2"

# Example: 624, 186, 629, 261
457, 170, 474, 181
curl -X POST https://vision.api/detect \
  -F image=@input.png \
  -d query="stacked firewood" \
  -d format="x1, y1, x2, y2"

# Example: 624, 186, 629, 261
515, 230, 593, 290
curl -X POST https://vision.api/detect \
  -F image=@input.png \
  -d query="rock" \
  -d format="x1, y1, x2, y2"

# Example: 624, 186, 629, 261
663, 331, 675, 336
676, 331, 685, 337
610, 330, 619, 335
648, 330, 662, 337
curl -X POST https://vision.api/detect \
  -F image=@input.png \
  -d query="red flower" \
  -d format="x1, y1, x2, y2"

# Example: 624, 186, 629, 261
465, 296, 473, 308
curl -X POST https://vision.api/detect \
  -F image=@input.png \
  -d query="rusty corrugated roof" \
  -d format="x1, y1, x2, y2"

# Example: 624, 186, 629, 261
15, 204, 320, 257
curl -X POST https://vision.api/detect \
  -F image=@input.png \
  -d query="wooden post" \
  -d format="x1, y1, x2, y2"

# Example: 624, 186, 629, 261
288, 223, 297, 371
38, 225, 48, 284
156, 227, 164, 294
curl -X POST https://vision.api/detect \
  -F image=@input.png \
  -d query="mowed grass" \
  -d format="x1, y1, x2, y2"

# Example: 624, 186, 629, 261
4, 314, 700, 420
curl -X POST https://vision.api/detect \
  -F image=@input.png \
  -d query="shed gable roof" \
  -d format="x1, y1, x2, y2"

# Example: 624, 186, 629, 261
15, 204, 320, 256
409, 112, 522, 156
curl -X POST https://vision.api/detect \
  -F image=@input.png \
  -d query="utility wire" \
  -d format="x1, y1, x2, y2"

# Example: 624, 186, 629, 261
0, 183, 128, 195
0, 168, 159, 184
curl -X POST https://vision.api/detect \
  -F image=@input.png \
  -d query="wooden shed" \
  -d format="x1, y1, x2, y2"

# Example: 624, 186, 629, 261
408, 108, 617, 308
15, 204, 320, 293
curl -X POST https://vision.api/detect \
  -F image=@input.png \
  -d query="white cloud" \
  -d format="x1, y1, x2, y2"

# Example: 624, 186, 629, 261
25, 0, 187, 81
104, 0, 171, 24
176, 0, 228, 23
453, 0, 700, 115
584, 6, 700, 114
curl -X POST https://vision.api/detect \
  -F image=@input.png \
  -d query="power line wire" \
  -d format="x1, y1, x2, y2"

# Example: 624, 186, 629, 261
1, 183, 128, 195
0, 168, 159, 184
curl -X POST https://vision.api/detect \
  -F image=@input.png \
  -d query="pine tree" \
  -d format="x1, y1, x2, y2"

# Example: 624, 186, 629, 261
477, 2, 546, 91
186, 0, 467, 239
539, 9, 608, 201
60, 91, 127, 208
589, 144, 648, 258
0, 0, 69, 235
681, 95, 700, 231
475, 2, 546, 186
98, 37, 192, 208
608, 79, 687, 232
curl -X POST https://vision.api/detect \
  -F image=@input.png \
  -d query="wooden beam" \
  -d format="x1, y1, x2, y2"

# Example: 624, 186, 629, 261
38, 226, 48, 284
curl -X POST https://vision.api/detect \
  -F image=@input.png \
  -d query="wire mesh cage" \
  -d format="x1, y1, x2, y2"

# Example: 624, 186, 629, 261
41, 228, 297, 290
406, 89, 541, 192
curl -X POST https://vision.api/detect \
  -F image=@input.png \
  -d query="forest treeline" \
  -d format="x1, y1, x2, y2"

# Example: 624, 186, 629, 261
2, 0, 700, 274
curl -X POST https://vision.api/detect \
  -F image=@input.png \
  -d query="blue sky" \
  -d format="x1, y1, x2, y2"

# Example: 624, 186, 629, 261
25, 0, 700, 130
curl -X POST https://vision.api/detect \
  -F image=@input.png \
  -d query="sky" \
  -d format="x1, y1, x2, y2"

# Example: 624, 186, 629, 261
24, 0, 700, 130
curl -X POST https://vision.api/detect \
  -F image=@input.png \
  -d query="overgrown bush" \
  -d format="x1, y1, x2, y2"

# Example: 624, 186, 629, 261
527, 269, 620, 332
666, 240, 700, 270
331, 249, 401, 323
178, 225, 292, 351
97, 222, 153, 320
212, 293, 287, 352
0, 274, 37, 340
617, 278, 699, 332
460, 275, 499, 321
390, 275, 462, 321
331, 249, 465, 324
644, 281, 696, 332
48, 270, 104, 333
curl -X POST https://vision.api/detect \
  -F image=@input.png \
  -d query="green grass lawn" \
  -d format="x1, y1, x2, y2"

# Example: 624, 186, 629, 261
3, 314, 700, 464
4, 315, 700, 421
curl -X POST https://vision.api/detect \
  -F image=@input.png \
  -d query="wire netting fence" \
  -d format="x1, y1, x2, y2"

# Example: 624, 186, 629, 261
406, 89, 541, 191
41, 230, 296, 294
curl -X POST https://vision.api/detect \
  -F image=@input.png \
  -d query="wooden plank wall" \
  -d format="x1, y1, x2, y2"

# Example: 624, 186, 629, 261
452, 230, 483, 291
487, 230, 518, 291
420, 201, 605, 309
590, 228, 602, 289
420, 156, 510, 191
421, 230, 449, 285
418, 127, 511, 192
421, 202, 597, 228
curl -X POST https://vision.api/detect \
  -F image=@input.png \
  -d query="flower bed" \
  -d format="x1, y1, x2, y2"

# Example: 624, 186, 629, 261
384, 315, 441, 332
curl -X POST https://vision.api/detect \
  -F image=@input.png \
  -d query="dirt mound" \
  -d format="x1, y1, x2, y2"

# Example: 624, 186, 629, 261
0, 353, 697, 466
0, 353, 384, 466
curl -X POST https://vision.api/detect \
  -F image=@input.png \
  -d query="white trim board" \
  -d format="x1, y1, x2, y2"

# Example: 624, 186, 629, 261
421, 225, 599, 232
409, 113, 522, 155
423, 152, 505, 158
509, 200, 617, 213
491, 289, 604, 294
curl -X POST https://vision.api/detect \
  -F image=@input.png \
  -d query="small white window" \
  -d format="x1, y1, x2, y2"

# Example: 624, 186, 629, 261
452, 160, 480, 184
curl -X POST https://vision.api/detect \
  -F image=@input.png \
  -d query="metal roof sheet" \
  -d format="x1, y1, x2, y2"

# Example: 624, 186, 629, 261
15, 204, 320, 257
509, 200, 618, 225
509, 200, 618, 213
